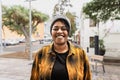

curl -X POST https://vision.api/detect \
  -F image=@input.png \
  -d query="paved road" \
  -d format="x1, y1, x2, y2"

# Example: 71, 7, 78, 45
1, 41, 48, 54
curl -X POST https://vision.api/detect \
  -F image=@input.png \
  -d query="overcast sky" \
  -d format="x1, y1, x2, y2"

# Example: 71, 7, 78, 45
1, 0, 90, 17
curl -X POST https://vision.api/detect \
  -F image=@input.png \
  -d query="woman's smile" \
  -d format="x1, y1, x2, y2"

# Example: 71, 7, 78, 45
51, 21, 68, 45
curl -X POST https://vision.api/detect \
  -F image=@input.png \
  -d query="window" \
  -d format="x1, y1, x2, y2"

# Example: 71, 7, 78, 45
90, 36, 95, 48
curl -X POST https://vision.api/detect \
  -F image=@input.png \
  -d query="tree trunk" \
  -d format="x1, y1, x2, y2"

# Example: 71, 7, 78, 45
25, 37, 30, 59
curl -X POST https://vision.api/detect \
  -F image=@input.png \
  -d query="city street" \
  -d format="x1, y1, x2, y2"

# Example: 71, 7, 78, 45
2, 41, 47, 54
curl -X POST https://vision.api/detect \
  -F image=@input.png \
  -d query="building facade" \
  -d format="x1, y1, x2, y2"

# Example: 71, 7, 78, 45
2, 23, 45, 41
80, 19, 120, 57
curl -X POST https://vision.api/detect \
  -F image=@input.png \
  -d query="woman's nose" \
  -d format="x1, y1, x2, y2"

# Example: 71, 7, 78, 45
57, 28, 63, 33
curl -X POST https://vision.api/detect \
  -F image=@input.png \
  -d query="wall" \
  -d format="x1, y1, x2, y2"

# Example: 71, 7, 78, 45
80, 19, 120, 57
2, 22, 44, 40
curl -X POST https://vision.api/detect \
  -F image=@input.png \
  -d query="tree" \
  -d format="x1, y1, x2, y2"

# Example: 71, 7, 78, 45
82, 0, 120, 55
82, 0, 120, 22
1, 5, 7, 40
53, 0, 76, 37
53, 0, 72, 15
66, 11, 77, 37
2, 5, 49, 55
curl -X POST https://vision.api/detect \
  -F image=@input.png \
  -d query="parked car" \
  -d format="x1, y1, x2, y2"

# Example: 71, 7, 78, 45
19, 38, 37, 43
39, 37, 52, 44
2, 39, 19, 46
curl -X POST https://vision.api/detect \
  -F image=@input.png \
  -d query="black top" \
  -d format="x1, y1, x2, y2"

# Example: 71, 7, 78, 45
51, 50, 69, 80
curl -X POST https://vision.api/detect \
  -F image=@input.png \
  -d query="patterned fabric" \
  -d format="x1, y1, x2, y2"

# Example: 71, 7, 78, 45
30, 42, 92, 80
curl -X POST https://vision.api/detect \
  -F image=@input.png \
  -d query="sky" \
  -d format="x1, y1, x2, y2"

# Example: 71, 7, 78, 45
1, 0, 91, 17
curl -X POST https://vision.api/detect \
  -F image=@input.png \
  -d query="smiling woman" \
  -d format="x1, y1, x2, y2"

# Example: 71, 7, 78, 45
30, 15, 92, 80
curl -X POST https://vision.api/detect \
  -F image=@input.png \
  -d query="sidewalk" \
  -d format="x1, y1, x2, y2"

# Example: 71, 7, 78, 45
92, 64, 120, 80
0, 58, 32, 80
0, 57, 120, 80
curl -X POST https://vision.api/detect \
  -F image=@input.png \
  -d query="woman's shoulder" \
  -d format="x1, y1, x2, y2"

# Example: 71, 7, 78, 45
33, 44, 52, 58
35, 44, 51, 54
70, 43, 86, 55
42, 44, 52, 51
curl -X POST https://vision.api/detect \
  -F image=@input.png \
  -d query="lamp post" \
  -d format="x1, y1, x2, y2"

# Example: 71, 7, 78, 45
26, 0, 36, 60
29, 0, 32, 60
0, 0, 3, 53
26, 0, 35, 60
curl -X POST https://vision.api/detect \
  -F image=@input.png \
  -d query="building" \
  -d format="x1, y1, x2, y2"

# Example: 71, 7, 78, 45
2, 22, 45, 41
80, 19, 120, 57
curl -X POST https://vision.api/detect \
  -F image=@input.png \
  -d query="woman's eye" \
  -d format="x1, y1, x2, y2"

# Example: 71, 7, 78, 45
52, 28, 59, 31
52, 26, 67, 31
61, 27, 67, 30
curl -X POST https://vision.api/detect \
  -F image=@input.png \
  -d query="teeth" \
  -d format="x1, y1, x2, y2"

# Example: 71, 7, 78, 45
57, 36, 63, 38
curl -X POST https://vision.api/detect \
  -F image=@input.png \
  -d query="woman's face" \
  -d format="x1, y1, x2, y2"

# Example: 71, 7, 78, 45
51, 20, 68, 45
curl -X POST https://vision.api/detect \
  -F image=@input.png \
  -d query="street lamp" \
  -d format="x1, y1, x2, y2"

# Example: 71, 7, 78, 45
29, 0, 32, 60
26, 0, 36, 60
0, 0, 3, 53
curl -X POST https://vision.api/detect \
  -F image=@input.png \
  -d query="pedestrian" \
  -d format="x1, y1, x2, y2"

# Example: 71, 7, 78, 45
30, 15, 92, 80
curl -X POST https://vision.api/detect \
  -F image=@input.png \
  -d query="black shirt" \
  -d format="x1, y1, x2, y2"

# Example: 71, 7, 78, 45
51, 50, 69, 80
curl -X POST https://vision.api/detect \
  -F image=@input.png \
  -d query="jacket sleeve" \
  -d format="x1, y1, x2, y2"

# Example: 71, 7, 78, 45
83, 50, 92, 80
30, 50, 42, 80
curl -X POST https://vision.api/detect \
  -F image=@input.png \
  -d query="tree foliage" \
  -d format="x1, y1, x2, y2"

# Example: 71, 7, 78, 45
3, 5, 49, 37
53, 0, 76, 37
82, 0, 120, 22
53, 0, 72, 15
66, 11, 77, 37
2, 5, 49, 54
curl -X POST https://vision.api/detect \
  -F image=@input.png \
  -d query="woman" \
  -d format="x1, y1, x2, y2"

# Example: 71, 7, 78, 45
30, 15, 92, 80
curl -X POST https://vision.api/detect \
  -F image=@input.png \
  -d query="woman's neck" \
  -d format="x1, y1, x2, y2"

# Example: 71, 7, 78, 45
54, 43, 68, 53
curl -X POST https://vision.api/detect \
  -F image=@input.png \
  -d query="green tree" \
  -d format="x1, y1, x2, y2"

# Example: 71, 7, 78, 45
53, 0, 76, 37
82, 0, 120, 22
66, 11, 77, 37
53, 0, 72, 15
2, 5, 49, 55
82, 0, 120, 55
2, 5, 8, 39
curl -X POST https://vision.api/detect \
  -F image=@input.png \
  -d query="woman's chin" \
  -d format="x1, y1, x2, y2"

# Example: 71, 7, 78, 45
55, 42, 66, 45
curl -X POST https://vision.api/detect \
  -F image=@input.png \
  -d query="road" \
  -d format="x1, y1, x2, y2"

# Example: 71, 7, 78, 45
2, 41, 48, 54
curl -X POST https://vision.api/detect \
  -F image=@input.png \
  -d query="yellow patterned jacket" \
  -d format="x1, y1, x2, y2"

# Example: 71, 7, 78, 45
30, 42, 92, 80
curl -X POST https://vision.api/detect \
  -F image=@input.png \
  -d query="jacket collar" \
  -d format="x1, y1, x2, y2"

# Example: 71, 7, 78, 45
48, 41, 76, 56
